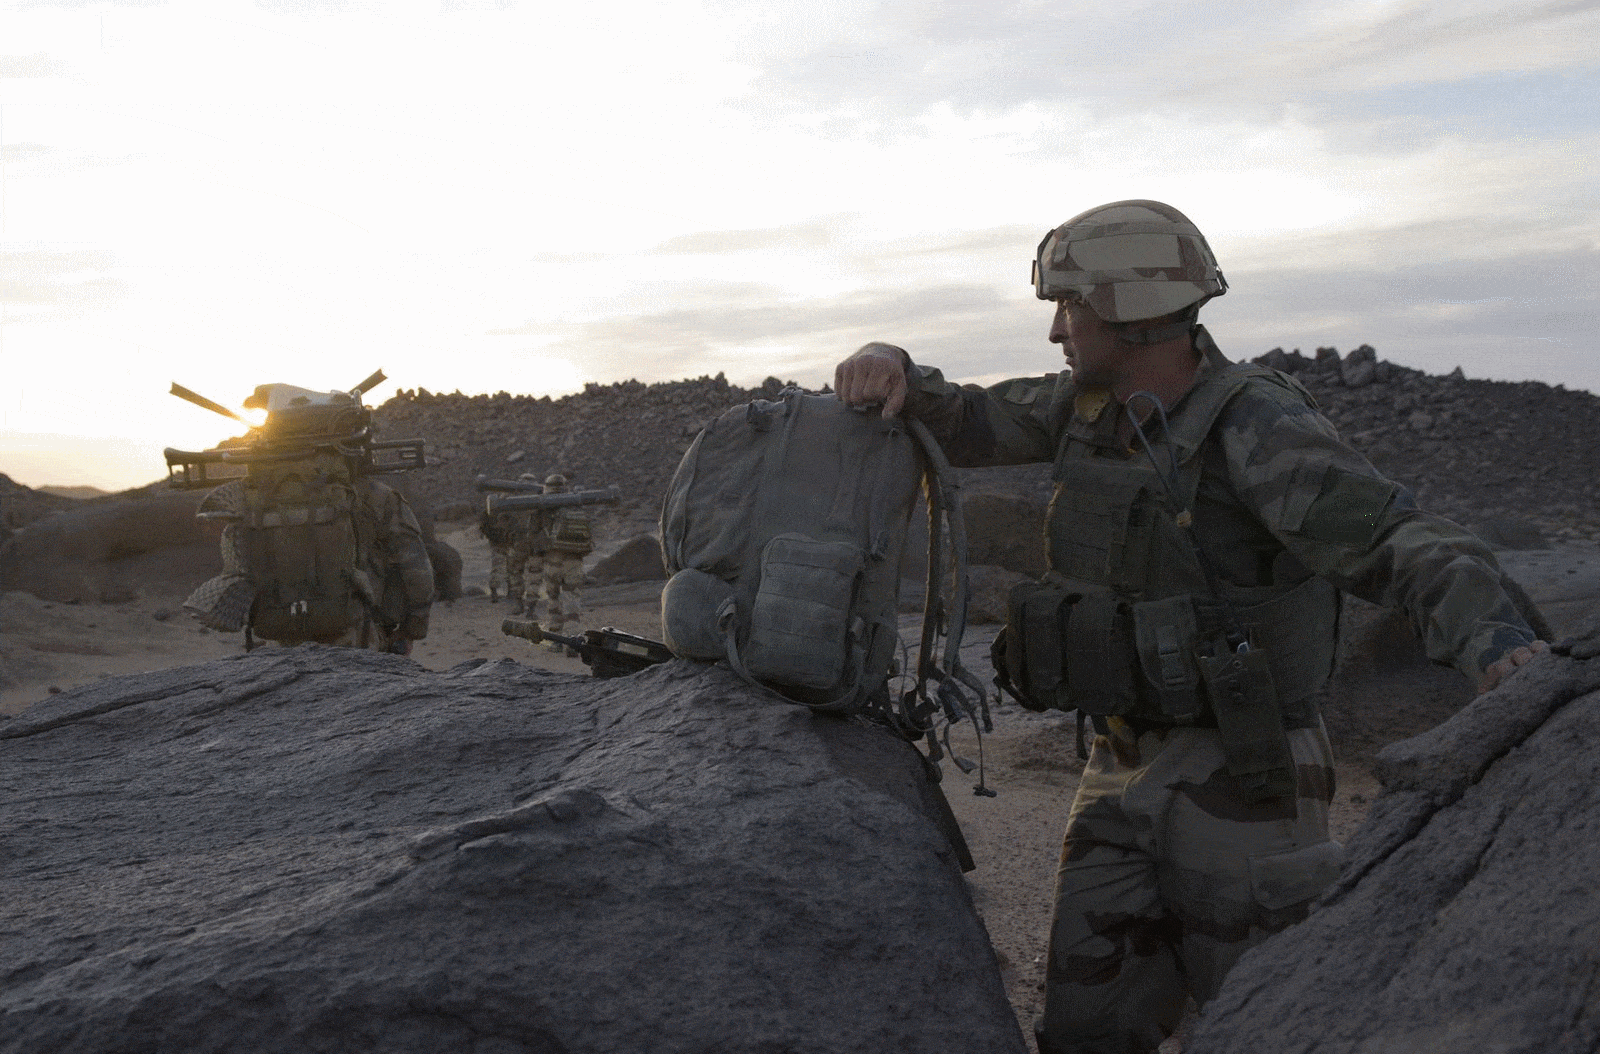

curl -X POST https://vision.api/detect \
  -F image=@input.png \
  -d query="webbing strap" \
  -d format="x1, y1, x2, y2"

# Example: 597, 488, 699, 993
718, 599, 863, 713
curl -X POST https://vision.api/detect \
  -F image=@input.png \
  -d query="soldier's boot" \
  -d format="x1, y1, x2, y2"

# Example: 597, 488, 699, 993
489, 586, 500, 603
510, 597, 525, 616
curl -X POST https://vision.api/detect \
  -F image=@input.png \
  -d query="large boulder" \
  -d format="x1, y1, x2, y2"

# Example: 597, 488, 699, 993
0, 485, 463, 605
0, 651, 1025, 1054
589, 532, 666, 585
0, 488, 214, 602
1189, 634, 1600, 1053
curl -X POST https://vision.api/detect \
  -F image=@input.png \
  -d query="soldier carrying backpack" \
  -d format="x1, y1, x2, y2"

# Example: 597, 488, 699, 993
168, 371, 434, 655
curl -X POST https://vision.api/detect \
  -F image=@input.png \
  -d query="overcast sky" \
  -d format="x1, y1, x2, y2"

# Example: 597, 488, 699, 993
2, 0, 1597, 490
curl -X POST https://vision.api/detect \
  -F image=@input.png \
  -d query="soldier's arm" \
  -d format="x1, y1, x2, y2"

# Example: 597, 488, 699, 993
382, 492, 436, 642
834, 342, 1061, 466
1219, 382, 1543, 689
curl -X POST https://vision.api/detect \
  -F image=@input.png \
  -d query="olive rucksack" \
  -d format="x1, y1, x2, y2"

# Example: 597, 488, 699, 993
240, 452, 374, 644
659, 389, 985, 740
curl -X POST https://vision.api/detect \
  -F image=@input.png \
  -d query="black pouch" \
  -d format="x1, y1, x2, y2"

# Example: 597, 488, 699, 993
1197, 646, 1297, 804
1061, 590, 1138, 716
994, 580, 1072, 711
995, 580, 1139, 714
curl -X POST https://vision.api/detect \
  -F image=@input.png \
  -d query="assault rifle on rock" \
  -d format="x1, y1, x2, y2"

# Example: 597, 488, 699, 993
163, 370, 426, 489
501, 619, 673, 678
484, 486, 621, 515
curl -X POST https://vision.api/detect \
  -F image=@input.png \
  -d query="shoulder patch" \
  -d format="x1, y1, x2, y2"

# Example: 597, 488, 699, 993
1299, 467, 1398, 546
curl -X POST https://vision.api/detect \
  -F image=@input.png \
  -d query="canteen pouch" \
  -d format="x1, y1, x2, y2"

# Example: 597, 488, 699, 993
743, 534, 865, 691
1198, 646, 1298, 804
660, 567, 736, 661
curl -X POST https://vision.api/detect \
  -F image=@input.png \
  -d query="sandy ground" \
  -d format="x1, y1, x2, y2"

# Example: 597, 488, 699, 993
3, 529, 1591, 1047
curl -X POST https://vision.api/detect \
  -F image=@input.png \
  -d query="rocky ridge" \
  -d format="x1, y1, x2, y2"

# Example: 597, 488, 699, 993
370, 348, 1600, 546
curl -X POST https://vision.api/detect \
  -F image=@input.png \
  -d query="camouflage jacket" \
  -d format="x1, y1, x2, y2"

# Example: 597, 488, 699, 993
358, 479, 435, 641
899, 325, 1536, 683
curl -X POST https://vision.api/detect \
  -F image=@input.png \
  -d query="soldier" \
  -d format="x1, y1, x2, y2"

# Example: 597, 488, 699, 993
186, 456, 434, 654
833, 199, 1546, 1054
504, 472, 548, 616
181, 382, 434, 655
534, 472, 592, 641
480, 503, 513, 603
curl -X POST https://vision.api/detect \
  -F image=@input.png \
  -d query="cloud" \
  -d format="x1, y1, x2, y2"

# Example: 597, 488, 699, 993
1207, 243, 1600, 389
652, 218, 841, 255
514, 278, 1042, 388
731, 0, 1600, 133
0, 251, 125, 312
0, 144, 51, 164
0, 53, 67, 77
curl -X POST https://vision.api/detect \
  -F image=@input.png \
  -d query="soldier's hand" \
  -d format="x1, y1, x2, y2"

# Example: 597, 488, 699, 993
834, 342, 911, 419
1477, 639, 1548, 693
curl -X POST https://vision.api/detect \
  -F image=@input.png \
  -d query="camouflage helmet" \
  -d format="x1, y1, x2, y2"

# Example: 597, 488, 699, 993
1032, 200, 1227, 329
544, 473, 567, 491
517, 472, 540, 483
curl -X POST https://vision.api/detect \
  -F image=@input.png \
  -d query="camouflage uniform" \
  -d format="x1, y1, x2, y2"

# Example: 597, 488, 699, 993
481, 510, 513, 601
506, 511, 548, 614
895, 325, 1536, 1054
185, 476, 434, 652
537, 550, 585, 634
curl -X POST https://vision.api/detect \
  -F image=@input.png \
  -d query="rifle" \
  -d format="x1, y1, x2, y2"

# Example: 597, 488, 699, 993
501, 619, 673, 678
485, 486, 621, 515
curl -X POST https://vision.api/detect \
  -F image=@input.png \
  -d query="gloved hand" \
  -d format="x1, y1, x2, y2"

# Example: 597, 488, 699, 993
388, 638, 413, 656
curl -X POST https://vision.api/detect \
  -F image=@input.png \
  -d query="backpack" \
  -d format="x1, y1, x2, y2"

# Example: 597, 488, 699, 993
547, 506, 594, 556
239, 452, 375, 644
659, 390, 986, 746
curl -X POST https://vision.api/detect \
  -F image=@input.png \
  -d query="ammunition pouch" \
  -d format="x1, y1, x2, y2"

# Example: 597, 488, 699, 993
994, 579, 1137, 714
994, 575, 1337, 732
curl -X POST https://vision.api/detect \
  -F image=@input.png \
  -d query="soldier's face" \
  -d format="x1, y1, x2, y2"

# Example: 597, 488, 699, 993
1050, 299, 1120, 387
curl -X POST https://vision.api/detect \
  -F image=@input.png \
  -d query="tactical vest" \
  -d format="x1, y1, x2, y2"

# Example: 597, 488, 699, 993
999, 364, 1340, 795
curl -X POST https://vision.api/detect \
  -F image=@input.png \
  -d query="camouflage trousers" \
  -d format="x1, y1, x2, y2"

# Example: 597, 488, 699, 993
534, 551, 585, 632
1035, 719, 1345, 1054
505, 539, 545, 604
488, 545, 508, 595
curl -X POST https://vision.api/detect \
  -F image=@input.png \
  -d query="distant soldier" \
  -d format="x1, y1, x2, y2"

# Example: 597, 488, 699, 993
180, 382, 434, 654
480, 503, 512, 603
504, 472, 549, 616
534, 473, 593, 640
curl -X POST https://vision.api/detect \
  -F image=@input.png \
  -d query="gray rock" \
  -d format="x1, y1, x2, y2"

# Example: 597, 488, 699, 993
0, 649, 1024, 1054
1338, 358, 1376, 389
588, 532, 666, 584
1189, 635, 1600, 1054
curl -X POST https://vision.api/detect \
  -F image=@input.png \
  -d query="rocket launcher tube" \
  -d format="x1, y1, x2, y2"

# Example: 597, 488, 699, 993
485, 486, 621, 515
476, 475, 546, 494
170, 383, 249, 423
